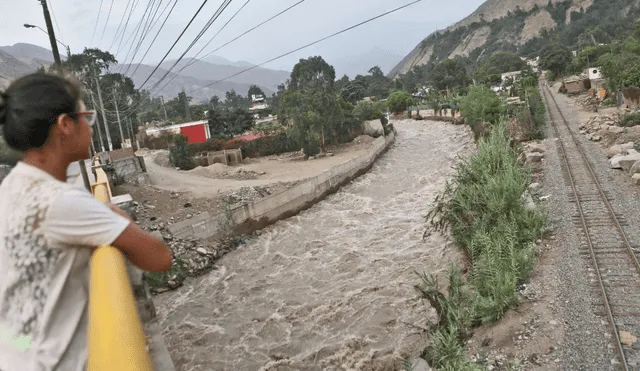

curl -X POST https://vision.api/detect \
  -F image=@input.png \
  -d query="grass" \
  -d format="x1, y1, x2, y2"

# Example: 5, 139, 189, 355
416, 120, 547, 369
619, 112, 640, 127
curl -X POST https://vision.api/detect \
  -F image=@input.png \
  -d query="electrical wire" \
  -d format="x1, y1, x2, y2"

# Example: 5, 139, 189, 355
108, 0, 137, 52
116, 0, 160, 60
190, 0, 423, 93
90, 0, 104, 46
136, 0, 212, 91
151, 0, 243, 94
195, 0, 306, 66
47, 0, 65, 44
126, 0, 181, 78
98, 0, 115, 48
118, 0, 165, 74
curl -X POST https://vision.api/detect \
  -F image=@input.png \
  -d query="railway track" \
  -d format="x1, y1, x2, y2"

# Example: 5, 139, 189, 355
541, 83, 640, 370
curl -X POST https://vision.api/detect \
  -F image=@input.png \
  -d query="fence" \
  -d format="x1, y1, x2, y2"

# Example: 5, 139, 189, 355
88, 157, 152, 371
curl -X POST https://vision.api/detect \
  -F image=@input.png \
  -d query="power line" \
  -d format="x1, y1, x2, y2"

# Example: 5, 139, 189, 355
107, 0, 135, 52
113, 0, 422, 120
47, 0, 65, 44
118, 0, 166, 74
151, 0, 243, 94
89, 0, 104, 46
190, 0, 423, 93
195, 0, 306, 66
126, 0, 180, 78
116, 0, 160, 58
98, 0, 115, 48
136, 0, 212, 91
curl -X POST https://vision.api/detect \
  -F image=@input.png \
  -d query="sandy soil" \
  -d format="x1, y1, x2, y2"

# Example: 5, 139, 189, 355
137, 136, 374, 198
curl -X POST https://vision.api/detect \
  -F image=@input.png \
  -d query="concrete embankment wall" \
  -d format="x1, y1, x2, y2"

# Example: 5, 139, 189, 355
168, 132, 396, 239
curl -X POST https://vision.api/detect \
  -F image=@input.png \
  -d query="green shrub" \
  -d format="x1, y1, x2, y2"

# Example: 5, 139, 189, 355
459, 86, 506, 126
387, 91, 416, 113
620, 112, 640, 127
353, 100, 387, 122
169, 134, 196, 170
418, 121, 546, 368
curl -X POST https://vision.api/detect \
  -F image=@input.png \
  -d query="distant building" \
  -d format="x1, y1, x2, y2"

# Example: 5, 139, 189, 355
144, 120, 211, 144
501, 71, 522, 84
588, 67, 603, 80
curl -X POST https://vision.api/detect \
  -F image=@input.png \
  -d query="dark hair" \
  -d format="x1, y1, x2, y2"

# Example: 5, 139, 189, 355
0, 73, 83, 151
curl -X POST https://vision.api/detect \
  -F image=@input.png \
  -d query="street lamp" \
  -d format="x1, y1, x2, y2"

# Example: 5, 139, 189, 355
23, 23, 70, 59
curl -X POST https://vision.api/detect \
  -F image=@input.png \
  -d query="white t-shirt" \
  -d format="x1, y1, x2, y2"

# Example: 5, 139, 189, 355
0, 162, 130, 371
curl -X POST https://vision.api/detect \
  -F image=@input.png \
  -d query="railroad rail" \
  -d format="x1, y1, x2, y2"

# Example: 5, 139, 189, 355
541, 82, 640, 369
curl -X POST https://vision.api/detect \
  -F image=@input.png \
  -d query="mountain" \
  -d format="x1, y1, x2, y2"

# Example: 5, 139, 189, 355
0, 43, 64, 63
389, 0, 638, 78
119, 63, 275, 103
202, 55, 255, 68
159, 58, 288, 92
331, 47, 404, 78
0, 49, 38, 82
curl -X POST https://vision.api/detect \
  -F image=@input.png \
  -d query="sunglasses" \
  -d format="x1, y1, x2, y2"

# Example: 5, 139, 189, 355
76, 110, 97, 127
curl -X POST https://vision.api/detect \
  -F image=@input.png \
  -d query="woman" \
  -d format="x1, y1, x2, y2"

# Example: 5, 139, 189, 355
0, 73, 173, 370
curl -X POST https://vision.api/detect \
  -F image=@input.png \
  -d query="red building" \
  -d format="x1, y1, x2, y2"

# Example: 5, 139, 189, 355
145, 120, 211, 144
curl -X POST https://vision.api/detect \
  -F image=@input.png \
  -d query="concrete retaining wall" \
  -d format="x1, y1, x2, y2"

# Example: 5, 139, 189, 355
168, 132, 395, 239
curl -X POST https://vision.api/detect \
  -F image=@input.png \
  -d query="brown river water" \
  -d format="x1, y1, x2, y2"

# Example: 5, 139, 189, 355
153, 120, 475, 371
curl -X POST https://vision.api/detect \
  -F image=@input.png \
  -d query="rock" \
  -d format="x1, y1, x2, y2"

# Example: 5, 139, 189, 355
630, 161, 640, 175
526, 152, 544, 163
526, 142, 545, 154
523, 191, 536, 210
183, 202, 192, 208
529, 183, 541, 191
407, 358, 431, 371
610, 154, 626, 169
619, 153, 640, 172
591, 135, 602, 142
633, 173, 640, 185
196, 247, 209, 255
608, 126, 624, 134
606, 142, 635, 158
626, 149, 638, 155
549, 320, 559, 326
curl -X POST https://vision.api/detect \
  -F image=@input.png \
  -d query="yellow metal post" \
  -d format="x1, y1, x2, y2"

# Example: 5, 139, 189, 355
88, 157, 153, 371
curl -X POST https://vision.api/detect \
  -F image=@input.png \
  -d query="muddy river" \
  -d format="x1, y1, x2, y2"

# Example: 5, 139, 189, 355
154, 120, 475, 371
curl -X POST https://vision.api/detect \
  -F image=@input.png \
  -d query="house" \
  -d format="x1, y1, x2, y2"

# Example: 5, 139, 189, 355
587, 67, 606, 91
144, 120, 211, 144
501, 71, 522, 84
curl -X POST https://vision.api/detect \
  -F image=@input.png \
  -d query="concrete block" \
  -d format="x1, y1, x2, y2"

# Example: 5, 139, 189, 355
607, 142, 635, 158
144, 319, 176, 371
167, 212, 219, 239
633, 173, 640, 185
630, 161, 640, 175
619, 153, 640, 172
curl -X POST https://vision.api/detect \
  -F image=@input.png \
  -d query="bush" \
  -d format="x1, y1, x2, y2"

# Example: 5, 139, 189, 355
459, 86, 506, 127
353, 100, 387, 122
620, 112, 640, 127
419, 121, 546, 368
169, 134, 196, 170
387, 91, 415, 113
241, 132, 299, 158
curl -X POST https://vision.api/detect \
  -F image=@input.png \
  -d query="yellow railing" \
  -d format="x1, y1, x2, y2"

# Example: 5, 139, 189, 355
88, 156, 153, 371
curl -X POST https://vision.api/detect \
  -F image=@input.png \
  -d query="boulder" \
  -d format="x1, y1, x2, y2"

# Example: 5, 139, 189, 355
526, 152, 544, 163
591, 135, 602, 142
619, 153, 640, 172
633, 173, 640, 185
626, 149, 638, 155
630, 161, 640, 175
606, 142, 635, 158
608, 126, 624, 134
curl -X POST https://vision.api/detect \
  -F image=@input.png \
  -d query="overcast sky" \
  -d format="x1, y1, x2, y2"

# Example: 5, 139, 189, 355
0, 0, 484, 72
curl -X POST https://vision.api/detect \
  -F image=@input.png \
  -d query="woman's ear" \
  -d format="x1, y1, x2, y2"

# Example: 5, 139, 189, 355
55, 113, 75, 136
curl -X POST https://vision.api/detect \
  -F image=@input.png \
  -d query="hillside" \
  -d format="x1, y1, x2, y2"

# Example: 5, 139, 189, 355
389, 0, 640, 78
0, 49, 37, 81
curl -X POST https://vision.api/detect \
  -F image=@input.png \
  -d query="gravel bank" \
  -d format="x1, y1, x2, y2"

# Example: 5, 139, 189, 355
545, 88, 639, 370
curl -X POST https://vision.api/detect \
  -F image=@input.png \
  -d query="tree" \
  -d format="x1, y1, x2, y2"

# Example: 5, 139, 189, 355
210, 95, 221, 108
225, 89, 246, 108
386, 91, 415, 113
248, 85, 265, 100
207, 107, 254, 139
169, 134, 196, 170
459, 86, 506, 126
540, 43, 573, 77
475, 51, 527, 82
428, 57, 472, 92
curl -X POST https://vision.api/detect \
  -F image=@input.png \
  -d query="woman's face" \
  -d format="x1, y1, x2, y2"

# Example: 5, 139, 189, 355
57, 100, 94, 161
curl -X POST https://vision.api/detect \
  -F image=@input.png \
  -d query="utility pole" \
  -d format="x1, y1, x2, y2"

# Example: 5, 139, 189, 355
112, 85, 126, 149
95, 77, 113, 151
127, 117, 137, 150
89, 90, 106, 152
39, 0, 61, 66
160, 95, 168, 121
39, 0, 90, 190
